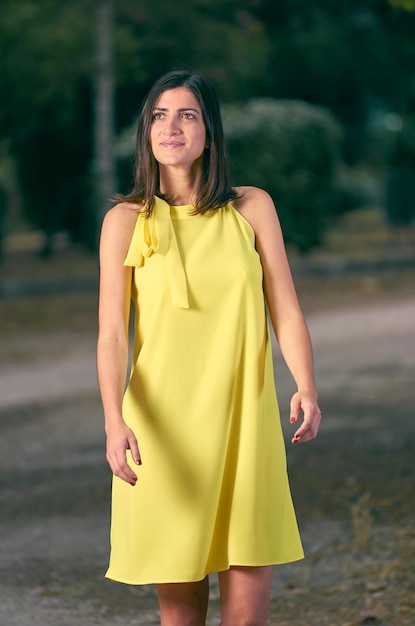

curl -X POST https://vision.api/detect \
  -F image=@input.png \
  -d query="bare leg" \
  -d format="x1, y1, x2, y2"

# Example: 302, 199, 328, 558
156, 577, 209, 626
218, 565, 273, 626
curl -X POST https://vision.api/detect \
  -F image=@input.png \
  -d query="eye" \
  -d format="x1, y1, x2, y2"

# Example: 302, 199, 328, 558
152, 112, 163, 121
181, 112, 196, 120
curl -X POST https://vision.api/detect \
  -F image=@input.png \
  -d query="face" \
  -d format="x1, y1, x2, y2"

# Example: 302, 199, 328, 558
150, 87, 207, 169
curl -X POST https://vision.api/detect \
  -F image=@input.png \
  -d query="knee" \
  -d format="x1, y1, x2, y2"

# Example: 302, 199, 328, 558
158, 578, 209, 626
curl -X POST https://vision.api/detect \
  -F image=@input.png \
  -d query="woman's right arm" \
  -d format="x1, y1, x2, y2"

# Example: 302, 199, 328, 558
97, 203, 141, 486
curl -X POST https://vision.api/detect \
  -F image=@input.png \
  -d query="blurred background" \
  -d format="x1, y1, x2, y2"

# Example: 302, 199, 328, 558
0, 1, 414, 625
0, 0, 415, 259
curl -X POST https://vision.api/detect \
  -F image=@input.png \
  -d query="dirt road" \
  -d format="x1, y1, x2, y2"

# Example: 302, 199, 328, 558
0, 290, 414, 626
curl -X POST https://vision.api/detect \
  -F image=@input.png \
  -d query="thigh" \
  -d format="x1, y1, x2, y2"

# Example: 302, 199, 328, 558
218, 565, 273, 626
156, 577, 209, 626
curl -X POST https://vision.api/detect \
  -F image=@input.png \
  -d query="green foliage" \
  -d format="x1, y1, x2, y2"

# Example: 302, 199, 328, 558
222, 99, 342, 252
0, 0, 95, 245
256, 1, 415, 164
367, 113, 415, 221
1, 0, 415, 247
0, 0, 94, 131
389, 0, 415, 10
387, 120, 415, 170
0, 0, 271, 245
384, 119, 415, 226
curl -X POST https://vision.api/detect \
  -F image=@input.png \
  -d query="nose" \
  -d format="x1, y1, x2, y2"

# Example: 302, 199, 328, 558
161, 116, 180, 135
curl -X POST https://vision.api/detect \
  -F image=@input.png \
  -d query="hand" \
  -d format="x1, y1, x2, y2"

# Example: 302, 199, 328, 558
106, 421, 142, 486
289, 390, 321, 444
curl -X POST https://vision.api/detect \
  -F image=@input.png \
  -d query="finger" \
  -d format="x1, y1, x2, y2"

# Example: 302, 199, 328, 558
115, 462, 138, 486
292, 428, 311, 444
290, 394, 301, 423
121, 468, 138, 486
292, 410, 313, 441
292, 413, 321, 444
128, 435, 142, 466
107, 450, 138, 486
292, 424, 310, 444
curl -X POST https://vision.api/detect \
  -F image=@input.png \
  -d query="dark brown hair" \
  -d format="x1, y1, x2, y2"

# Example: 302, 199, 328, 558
114, 70, 239, 215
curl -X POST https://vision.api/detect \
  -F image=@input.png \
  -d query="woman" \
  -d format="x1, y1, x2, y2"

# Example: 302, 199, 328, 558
97, 69, 321, 626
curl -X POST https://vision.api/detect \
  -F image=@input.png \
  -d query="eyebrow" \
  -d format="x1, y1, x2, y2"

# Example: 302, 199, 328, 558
153, 107, 201, 113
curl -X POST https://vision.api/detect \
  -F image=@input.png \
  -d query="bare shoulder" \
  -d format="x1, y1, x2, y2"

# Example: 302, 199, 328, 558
101, 202, 141, 239
233, 185, 274, 207
102, 202, 141, 230
231, 186, 280, 233
100, 202, 141, 258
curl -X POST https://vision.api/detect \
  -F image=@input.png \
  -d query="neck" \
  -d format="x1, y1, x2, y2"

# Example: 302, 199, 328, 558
158, 160, 203, 205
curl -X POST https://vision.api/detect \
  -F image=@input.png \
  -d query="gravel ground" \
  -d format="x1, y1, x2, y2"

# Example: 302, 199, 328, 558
0, 281, 414, 625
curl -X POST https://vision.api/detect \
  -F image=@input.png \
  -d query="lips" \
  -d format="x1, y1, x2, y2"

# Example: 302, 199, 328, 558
160, 141, 185, 148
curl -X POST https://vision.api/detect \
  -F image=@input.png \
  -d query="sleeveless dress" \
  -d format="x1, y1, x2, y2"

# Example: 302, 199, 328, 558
105, 196, 304, 585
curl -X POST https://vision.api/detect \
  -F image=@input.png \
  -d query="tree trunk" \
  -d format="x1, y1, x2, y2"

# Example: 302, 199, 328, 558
93, 0, 116, 242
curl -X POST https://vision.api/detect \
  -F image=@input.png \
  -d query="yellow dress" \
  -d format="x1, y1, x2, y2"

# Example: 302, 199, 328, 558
106, 196, 304, 585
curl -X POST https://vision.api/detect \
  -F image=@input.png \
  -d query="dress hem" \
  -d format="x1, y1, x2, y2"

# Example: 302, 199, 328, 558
105, 553, 305, 586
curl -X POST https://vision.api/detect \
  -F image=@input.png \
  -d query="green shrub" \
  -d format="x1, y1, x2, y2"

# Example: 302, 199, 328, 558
222, 99, 342, 252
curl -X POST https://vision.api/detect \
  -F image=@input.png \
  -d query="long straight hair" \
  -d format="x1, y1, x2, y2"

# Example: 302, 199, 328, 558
114, 70, 239, 215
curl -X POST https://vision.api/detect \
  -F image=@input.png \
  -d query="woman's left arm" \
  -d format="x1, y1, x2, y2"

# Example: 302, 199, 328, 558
235, 186, 322, 444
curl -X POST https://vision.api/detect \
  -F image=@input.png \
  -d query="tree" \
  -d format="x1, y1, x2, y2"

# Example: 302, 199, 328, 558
0, 0, 95, 252
92, 0, 116, 247
253, 0, 415, 163
0, 0, 271, 248
1, 0, 415, 250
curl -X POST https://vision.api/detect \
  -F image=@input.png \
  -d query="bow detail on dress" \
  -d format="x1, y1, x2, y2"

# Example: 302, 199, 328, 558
124, 196, 189, 309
